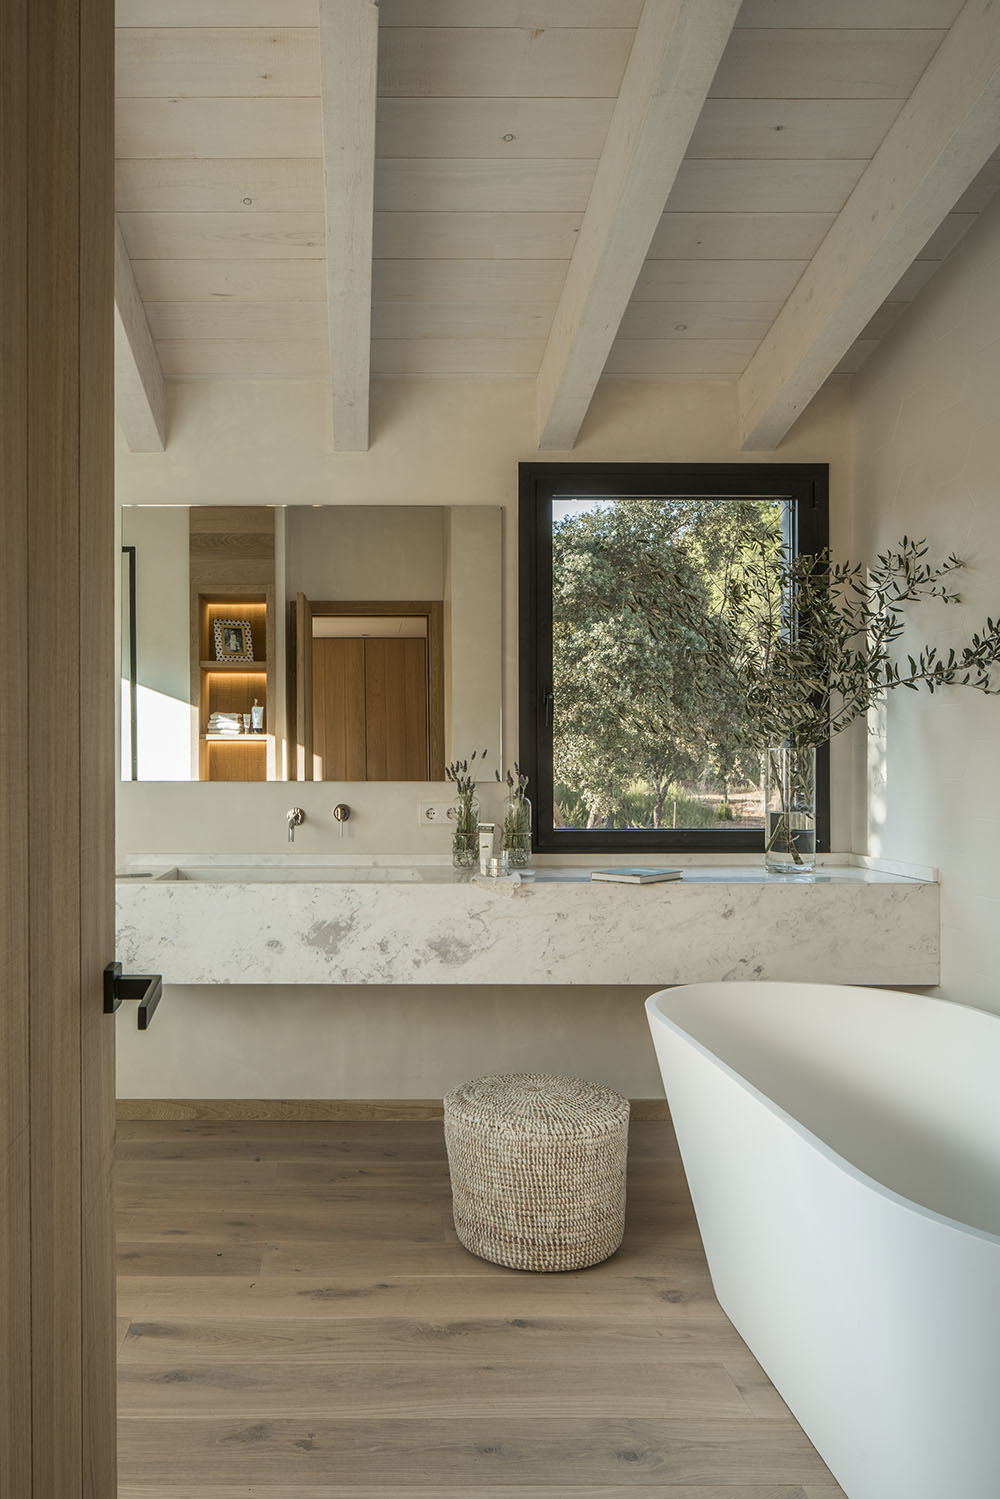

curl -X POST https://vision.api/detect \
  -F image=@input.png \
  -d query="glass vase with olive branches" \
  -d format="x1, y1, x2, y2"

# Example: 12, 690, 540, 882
628, 535, 1000, 871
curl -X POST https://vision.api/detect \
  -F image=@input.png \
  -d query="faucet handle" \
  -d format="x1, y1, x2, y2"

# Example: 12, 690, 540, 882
287, 807, 305, 842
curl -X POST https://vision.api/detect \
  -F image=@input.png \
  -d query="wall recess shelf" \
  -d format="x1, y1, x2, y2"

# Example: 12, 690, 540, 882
200, 659, 268, 671
193, 592, 275, 781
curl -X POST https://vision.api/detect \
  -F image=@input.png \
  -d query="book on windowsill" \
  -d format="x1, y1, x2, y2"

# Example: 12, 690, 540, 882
590, 867, 683, 884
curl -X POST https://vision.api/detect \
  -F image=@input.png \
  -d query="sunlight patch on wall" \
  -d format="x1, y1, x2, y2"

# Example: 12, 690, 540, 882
136, 684, 194, 781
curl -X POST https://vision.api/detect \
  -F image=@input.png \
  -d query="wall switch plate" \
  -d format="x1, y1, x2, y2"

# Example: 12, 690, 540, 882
419, 801, 457, 826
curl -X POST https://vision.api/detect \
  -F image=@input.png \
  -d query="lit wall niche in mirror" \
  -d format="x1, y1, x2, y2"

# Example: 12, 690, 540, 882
119, 504, 502, 782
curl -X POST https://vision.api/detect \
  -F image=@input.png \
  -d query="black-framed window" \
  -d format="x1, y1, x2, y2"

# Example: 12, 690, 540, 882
518, 463, 830, 855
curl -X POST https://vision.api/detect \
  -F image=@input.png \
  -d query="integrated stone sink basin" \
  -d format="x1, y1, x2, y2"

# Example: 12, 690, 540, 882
121, 864, 596, 884
173, 865, 430, 883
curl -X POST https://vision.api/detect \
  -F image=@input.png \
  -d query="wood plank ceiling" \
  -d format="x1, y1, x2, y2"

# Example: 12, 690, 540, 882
114, 0, 1000, 450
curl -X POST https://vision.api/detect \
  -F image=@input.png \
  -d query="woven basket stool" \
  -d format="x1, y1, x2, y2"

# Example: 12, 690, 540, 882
443, 1073, 630, 1272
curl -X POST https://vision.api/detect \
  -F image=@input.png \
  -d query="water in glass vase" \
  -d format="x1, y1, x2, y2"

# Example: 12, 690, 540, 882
451, 796, 480, 869
764, 745, 816, 875
501, 792, 532, 868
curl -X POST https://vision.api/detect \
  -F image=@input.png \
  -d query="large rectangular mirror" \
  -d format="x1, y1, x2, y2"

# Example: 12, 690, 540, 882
120, 504, 502, 782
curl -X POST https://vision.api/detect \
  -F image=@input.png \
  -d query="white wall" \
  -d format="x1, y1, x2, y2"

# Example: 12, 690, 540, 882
284, 504, 446, 600
115, 983, 665, 1102
116, 374, 853, 1098
852, 194, 1000, 1015
445, 506, 504, 759
121, 506, 191, 780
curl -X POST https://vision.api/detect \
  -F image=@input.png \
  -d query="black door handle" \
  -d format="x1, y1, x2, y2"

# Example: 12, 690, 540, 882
104, 962, 163, 1030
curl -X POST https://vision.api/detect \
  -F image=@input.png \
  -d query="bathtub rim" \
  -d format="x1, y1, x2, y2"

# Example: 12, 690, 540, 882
646, 983, 1000, 1250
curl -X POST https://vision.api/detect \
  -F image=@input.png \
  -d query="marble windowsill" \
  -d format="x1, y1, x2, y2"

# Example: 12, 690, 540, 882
115, 858, 939, 987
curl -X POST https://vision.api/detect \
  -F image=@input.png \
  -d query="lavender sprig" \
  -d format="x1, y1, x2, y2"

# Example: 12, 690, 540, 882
495, 761, 529, 799
446, 748, 489, 797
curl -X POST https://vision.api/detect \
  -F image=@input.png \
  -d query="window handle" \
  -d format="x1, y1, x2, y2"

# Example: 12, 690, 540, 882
543, 687, 553, 727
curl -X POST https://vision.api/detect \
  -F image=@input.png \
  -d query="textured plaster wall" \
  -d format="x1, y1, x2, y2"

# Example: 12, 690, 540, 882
852, 194, 1000, 1014
115, 984, 666, 1102
284, 504, 446, 600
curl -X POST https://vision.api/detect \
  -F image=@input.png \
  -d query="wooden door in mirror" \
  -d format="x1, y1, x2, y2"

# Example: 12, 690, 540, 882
289, 599, 444, 781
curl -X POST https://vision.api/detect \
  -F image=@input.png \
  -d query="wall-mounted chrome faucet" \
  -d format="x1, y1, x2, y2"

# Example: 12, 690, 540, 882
287, 807, 305, 842
332, 803, 351, 839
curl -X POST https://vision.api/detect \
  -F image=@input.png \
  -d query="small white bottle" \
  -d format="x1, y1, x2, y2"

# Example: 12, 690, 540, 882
477, 823, 495, 875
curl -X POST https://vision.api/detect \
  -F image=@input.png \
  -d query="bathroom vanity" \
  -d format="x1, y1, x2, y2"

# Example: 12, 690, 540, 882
116, 860, 939, 987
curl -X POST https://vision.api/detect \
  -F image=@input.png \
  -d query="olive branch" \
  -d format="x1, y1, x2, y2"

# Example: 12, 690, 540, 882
629, 535, 1000, 754
628, 533, 1000, 868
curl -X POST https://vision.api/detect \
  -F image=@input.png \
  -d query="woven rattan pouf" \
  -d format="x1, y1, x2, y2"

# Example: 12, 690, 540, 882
443, 1073, 630, 1272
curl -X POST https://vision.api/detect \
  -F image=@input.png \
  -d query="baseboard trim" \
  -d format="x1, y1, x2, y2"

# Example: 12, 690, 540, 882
116, 1097, 671, 1122
116, 1098, 447, 1122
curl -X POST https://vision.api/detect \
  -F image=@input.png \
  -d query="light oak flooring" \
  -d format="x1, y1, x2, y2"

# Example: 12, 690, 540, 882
115, 1119, 845, 1498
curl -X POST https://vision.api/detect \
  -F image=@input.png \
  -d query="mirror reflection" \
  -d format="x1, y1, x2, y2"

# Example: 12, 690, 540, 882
120, 504, 502, 782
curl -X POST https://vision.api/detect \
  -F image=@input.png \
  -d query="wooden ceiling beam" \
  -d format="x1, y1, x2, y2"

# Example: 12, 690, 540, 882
535, 0, 743, 451
114, 220, 166, 451
738, 0, 1000, 451
319, 0, 379, 452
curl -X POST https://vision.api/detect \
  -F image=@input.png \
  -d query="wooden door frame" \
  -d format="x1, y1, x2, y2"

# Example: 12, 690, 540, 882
289, 600, 445, 779
292, 592, 315, 780
1, 4, 117, 1495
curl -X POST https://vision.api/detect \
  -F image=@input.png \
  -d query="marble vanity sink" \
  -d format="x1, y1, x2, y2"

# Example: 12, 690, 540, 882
174, 865, 435, 883
123, 863, 608, 884
118, 863, 463, 883
116, 859, 940, 987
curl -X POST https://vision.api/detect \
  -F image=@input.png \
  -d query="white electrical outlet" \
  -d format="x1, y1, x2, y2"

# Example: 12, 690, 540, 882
419, 801, 457, 826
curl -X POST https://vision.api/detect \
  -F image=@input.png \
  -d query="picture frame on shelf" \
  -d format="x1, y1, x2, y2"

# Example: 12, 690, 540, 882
213, 619, 254, 661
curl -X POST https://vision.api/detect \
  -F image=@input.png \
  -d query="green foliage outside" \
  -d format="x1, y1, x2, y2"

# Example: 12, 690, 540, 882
552, 497, 780, 830
633, 534, 1000, 750
554, 498, 1000, 840
554, 780, 728, 831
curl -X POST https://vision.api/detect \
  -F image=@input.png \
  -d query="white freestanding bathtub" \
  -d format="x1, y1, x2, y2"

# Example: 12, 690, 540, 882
646, 981, 1000, 1499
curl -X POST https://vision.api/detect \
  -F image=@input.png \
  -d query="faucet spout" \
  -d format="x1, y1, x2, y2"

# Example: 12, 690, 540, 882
287, 807, 305, 842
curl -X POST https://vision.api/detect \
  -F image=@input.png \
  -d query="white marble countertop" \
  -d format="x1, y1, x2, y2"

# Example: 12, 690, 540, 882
116, 861, 922, 886
116, 857, 939, 987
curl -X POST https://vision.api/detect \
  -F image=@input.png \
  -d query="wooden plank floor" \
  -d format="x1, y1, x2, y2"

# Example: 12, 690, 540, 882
116, 1119, 846, 1498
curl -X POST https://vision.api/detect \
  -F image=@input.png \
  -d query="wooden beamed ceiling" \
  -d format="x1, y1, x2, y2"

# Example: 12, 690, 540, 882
113, 0, 1000, 452
739, 0, 1000, 449
536, 0, 745, 450
115, 219, 167, 451
318, 0, 378, 451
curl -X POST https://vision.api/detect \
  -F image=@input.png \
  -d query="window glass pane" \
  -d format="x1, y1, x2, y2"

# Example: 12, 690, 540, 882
551, 495, 784, 835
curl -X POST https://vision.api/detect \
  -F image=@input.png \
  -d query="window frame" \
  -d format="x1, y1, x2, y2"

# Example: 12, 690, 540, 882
518, 462, 831, 855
